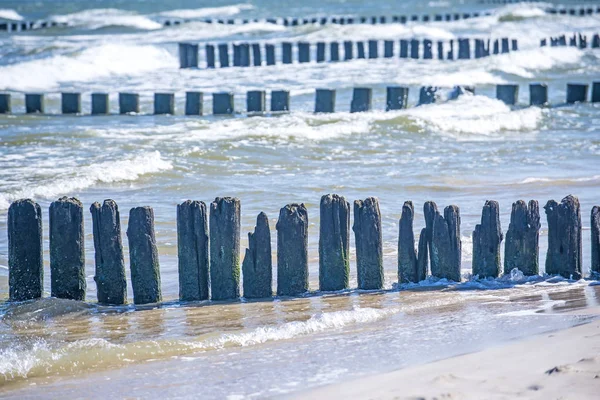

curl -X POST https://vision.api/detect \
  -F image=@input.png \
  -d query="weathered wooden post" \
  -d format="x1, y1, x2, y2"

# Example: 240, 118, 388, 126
437, 41, 444, 60
61, 92, 81, 114
592, 206, 600, 276
368, 40, 378, 59
544, 195, 582, 279
530, 83, 548, 106
0, 93, 11, 114
282, 42, 293, 64
242, 212, 272, 298
218, 43, 229, 67
410, 39, 419, 59
187, 43, 199, 67
501, 38, 509, 53
90, 200, 127, 305
298, 42, 310, 63
50, 197, 85, 300
8, 199, 43, 301
179, 43, 189, 68
458, 38, 470, 59
399, 39, 408, 58
154, 93, 175, 115
25, 94, 44, 114
418, 87, 437, 105
423, 201, 437, 274
398, 201, 418, 283
233, 44, 242, 66
386, 86, 408, 110
566, 83, 588, 104
344, 41, 353, 60
511, 39, 518, 51
119, 93, 139, 114
319, 194, 350, 292
357, 41, 366, 58
431, 205, 461, 281
447, 40, 454, 60
330, 42, 340, 61
127, 206, 162, 304
247, 90, 266, 114
206, 44, 216, 68
472, 200, 503, 278
315, 89, 336, 113
496, 84, 519, 105
384, 40, 393, 58
91, 93, 109, 115
185, 92, 203, 116
240, 43, 250, 67
353, 197, 384, 290
592, 82, 600, 103
276, 204, 309, 296
593, 34, 600, 48
423, 39, 433, 59
252, 43, 261, 66
271, 90, 290, 112
213, 92, 234, 115
316, 42, 326, 62
416, 228, 428, 281
266, 44, 276, 65
350, 88, 372, 113
474, 39, 483, 58
177, 200, 209, 301
209, 197, 241, 300
504, 200, 540, 276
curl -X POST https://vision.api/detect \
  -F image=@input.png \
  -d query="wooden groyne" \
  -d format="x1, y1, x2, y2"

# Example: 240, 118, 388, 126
6, 195, 599, 305
0, 82, 598, 116
178, 37, 519, 68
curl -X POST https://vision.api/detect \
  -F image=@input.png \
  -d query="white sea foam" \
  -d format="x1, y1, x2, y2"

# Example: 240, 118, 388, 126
0, 44, 176, 91
158, 4, 254, 19
0, 9, 23, 21
50, 8, 162, 30
0, 151, 172, 210
518, 175, 600, 185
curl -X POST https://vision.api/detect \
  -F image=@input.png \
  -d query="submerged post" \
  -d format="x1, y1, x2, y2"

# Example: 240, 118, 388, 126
592, 82, 600, 103
350, 88, 372, 113
330, 42, 340, 61
399, 39, 408, 58
544, 195, 582, 279
25, 94, 44, 114
431, 205, 461, 282
458, 39, 470, 59
368, 40, 378, 59
423, 39, 433, 59
177, 200, 209, 301
344, 41, 354, 60
592, 206, 600, 277
91, 93, 109, 115
61, 92, 81, 114
206, 44, 216, 68
119, 93, 139, 114
530, 83, 548, 106
8, 199, 43, 301
315, 89, 336, 113
398, 201, 418, 283
319, 194, 350, 292
213, 92, 234, 115
242, 212, 272, 298
418, 87, 437, 105
357, 41, 366, 58
282, 42, 292, 64
247, 90, 266, 114
496, 84, 519, 105
50, 197, 85, 300
276, 204, 309, 296
472, 200, 503, 278
566, 83, 588, 104
298, 42, 310, 63
316, 42, 326, 62
218, 43, 230, 67
154, 93, 175, 115
504, 200, 540, 276
266, 44, 276, 65
90, 200, 127, 305
410, 39, 419, 59
0, 93, 11, 114
271, 90, 290, 112
386, 86, 408, 110
384, 40, 394, 58
185, 92, 203, 115
252, 43, 261, 66
210, 197, 241, 300
353, 197, 384, 290
127, 206, 162, 304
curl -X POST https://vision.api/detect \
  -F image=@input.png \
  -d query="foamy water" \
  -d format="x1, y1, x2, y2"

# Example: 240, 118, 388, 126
0, 0, 599, 398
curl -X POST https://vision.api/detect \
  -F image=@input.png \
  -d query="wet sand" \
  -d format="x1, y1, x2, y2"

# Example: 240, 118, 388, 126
294, 306, 600, 400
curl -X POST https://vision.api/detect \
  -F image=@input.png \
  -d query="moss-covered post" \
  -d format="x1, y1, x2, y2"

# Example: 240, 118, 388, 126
8, 199, 43, 301
353, 197, 384, 290
127, 206, 162, 304
177, 200, 209, 301
242, 212, 272, 298
90, 200, 127, 305
431, 205, 461, 281
276, 204, 309, 296
504, 200, 540, 276
398, 201, 418, 283
472, 200, 503, 278
50, 197, 85, 300
319, 194, 350, 292
209, 197, 241, 300
544, 195, 582, 279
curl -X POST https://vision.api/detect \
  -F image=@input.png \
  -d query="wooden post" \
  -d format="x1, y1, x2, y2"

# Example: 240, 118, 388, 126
592, 206, 600, 277
431, 205, 461, 281
90, 200, 127, 305
319, 194, 350, 292
398, 201, 418, 283
386, 86, 408, 110
0, 93, 11, 114
177, 200, 209, 301
472, 200, 503, 278
271, 90, 290, 112
185, 92, 203, 116
8, 199, 43, 301
61, 92, 81, 114
353, 197, 384, 290
544, 195, 582, 279
154, 93, 175, 115
315, 89, 336, 113
209, 197, 241, 300
242, 212, 272, 298
276, 204, 309, 296
350, 88, 372, 113
504, 200, 540, 276
91, 93, 109, 115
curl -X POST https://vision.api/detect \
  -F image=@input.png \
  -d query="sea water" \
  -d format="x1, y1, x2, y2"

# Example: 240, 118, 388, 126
0, 0, 599, 397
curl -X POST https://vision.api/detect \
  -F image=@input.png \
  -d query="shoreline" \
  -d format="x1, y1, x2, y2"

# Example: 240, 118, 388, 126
288, 307, 600, 400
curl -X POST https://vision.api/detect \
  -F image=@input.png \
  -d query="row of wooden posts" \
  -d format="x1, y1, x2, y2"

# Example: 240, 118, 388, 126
540, 33, 600, 49
178, 37, 519, 69
6, 195, 600, 305
1, 82, 599, 116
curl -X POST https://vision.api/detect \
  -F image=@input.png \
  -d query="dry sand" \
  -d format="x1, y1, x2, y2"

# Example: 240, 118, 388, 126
290, 308, 600, 400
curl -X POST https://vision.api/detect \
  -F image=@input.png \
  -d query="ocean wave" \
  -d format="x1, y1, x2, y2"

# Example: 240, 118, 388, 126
50, 8, 162, 30
518, 175, 600, 185
497, 4, 548, 22
158, 4, 254, 19
0, 9, 23, 21
0, 306, 394, 384
0, 151, 172, 211
0, 43, 176, 91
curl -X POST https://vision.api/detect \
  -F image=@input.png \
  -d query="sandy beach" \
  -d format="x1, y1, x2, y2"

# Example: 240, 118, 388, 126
292, 307, 600, 400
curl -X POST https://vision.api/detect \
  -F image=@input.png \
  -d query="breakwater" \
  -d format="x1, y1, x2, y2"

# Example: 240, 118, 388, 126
1, 82, 598, 116
6, 195, 600, 305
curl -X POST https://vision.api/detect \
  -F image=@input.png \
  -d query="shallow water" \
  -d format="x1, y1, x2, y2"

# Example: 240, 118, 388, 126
0, 0, 599, 397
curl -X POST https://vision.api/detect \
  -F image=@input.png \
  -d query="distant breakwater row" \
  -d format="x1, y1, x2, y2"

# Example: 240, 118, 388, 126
6, 195, 600, 305
1, 82, 599, 117
178, 37, 519, 69
2, 4, 600, 33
